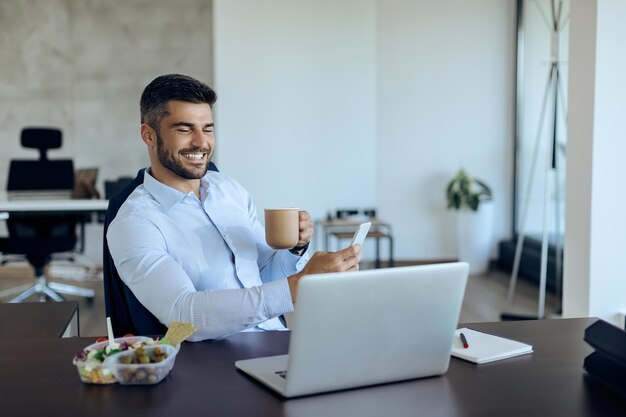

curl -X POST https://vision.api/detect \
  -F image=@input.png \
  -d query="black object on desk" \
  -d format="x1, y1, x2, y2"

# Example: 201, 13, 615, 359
335, 208, 359, 219
583, 319, 626, 399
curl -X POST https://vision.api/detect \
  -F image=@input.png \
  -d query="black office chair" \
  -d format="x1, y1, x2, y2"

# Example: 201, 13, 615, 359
103, 162, 218, 336
104, 176, 134, 200
0, 128, 96, 303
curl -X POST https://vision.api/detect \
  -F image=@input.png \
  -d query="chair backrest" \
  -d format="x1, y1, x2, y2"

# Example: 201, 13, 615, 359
103, 162, 219, 336
7, 128, 74, 196
104, 176, 134, 200
21, 127, 62, 152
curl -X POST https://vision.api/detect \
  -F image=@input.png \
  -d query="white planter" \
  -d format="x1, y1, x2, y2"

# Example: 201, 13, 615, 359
456, 201, 494, 275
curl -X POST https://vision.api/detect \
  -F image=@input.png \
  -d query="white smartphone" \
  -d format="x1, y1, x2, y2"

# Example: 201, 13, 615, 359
349, 222, 371, 247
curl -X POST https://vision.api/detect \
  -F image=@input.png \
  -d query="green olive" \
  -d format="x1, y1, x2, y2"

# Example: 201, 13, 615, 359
119, 355, 132, 364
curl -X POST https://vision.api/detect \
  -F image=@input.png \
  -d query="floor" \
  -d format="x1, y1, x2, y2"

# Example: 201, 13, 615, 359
0, 261, 559, 338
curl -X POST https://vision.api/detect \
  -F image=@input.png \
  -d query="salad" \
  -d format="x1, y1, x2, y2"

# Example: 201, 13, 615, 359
73, 336, 155, 384
72, 321, 197, 385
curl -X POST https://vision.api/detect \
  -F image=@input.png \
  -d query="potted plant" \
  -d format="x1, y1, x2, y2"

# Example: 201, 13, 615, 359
446, 169, 492, 211
446, 169, 494, 274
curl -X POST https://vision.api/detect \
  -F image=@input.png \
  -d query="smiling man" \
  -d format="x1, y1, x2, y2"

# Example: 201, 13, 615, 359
107, 74, 361, 341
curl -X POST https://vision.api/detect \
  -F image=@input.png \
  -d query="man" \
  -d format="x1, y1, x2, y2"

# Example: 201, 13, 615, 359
108, 74, 361, 341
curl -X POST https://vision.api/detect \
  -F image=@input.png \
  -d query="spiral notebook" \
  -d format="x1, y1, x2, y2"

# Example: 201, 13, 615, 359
451, 328, 533, 364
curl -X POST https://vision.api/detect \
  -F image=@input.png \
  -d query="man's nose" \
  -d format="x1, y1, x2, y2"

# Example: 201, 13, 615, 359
190, 130, 209, 148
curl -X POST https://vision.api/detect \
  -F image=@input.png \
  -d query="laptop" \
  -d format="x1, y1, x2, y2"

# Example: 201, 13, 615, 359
235, 262, 469, 397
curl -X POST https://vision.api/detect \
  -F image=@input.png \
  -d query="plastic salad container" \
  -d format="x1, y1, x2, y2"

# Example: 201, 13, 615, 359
104, 344, 178, 385
72, 336, 154, 384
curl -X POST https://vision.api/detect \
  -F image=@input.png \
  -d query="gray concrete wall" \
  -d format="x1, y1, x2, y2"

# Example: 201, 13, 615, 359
0, 0, 213, 264
0, 0, 213, 192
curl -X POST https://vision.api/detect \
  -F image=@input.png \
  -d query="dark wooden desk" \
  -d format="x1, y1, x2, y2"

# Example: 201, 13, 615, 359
0, 318, 624, 417
0, 301, 78, 338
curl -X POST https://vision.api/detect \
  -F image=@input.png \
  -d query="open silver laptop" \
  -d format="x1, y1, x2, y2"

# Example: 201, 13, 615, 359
235, 262, 469, 397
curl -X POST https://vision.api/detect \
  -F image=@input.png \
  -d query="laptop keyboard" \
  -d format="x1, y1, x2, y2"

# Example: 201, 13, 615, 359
275, 370, 287, 379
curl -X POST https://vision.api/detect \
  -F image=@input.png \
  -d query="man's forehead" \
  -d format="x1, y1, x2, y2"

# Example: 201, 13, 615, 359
163, 100, 213, 121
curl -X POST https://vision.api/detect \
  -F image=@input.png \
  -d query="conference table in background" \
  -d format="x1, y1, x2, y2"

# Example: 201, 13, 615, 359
0, 197, 109, 234
0, 198, 109, 215
1, 317, 624, 416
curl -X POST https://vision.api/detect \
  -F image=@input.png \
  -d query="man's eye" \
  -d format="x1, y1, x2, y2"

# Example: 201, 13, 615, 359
177, 129, 191, 133
203, 129, 214, 134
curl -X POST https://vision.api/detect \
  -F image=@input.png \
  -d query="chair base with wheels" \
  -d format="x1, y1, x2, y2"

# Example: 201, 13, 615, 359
0, 225, 96, 304
0, 271, 94, 303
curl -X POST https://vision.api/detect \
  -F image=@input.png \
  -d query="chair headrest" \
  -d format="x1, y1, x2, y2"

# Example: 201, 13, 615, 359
21, 128, 62, 150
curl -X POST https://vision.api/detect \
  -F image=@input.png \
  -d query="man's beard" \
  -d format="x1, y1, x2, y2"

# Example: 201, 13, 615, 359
156, 131, 211, 180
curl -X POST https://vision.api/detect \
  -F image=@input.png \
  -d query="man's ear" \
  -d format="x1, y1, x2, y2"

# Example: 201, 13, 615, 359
141, 124, 157, 148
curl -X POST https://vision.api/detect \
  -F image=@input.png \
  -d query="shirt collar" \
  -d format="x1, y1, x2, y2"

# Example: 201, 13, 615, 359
143, 168, 211, 211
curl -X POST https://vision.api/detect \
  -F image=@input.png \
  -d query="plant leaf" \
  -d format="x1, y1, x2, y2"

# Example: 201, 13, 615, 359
446, 170, 492, 210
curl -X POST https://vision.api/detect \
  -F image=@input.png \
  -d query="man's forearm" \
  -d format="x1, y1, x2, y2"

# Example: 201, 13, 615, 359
157, 279, 294, 341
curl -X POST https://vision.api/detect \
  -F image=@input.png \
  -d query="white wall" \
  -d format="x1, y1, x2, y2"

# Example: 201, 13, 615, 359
564, 0, 626, 327
214, 0, 515, 260
213, 0, 377, 248
0, 0, 214, 192
376, 0, 515, 259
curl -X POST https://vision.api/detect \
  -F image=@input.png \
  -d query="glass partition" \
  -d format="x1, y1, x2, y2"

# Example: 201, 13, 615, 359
514, 0, 569, 250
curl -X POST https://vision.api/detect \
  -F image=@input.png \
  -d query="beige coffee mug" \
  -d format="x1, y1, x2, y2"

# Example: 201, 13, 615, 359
264, 208, 300, 249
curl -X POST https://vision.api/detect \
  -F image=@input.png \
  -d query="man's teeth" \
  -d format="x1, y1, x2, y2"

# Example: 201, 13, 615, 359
182, 153, 205, 160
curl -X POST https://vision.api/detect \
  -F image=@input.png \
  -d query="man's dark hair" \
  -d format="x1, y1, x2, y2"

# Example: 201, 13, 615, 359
140, 74, 217, 129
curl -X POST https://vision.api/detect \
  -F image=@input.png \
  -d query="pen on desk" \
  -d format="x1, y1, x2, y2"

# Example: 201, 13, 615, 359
460, 332, 469, 349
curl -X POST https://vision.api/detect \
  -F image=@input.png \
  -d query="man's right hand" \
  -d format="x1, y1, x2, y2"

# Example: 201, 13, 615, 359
287, 244, 362, 303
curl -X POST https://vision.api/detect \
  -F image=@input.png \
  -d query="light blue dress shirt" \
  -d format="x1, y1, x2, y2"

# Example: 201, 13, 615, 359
107, 169, 310, 341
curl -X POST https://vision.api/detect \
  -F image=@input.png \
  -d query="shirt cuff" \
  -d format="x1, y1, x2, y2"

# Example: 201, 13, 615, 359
294, 247, 311, 271
263, 278, 294, 318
